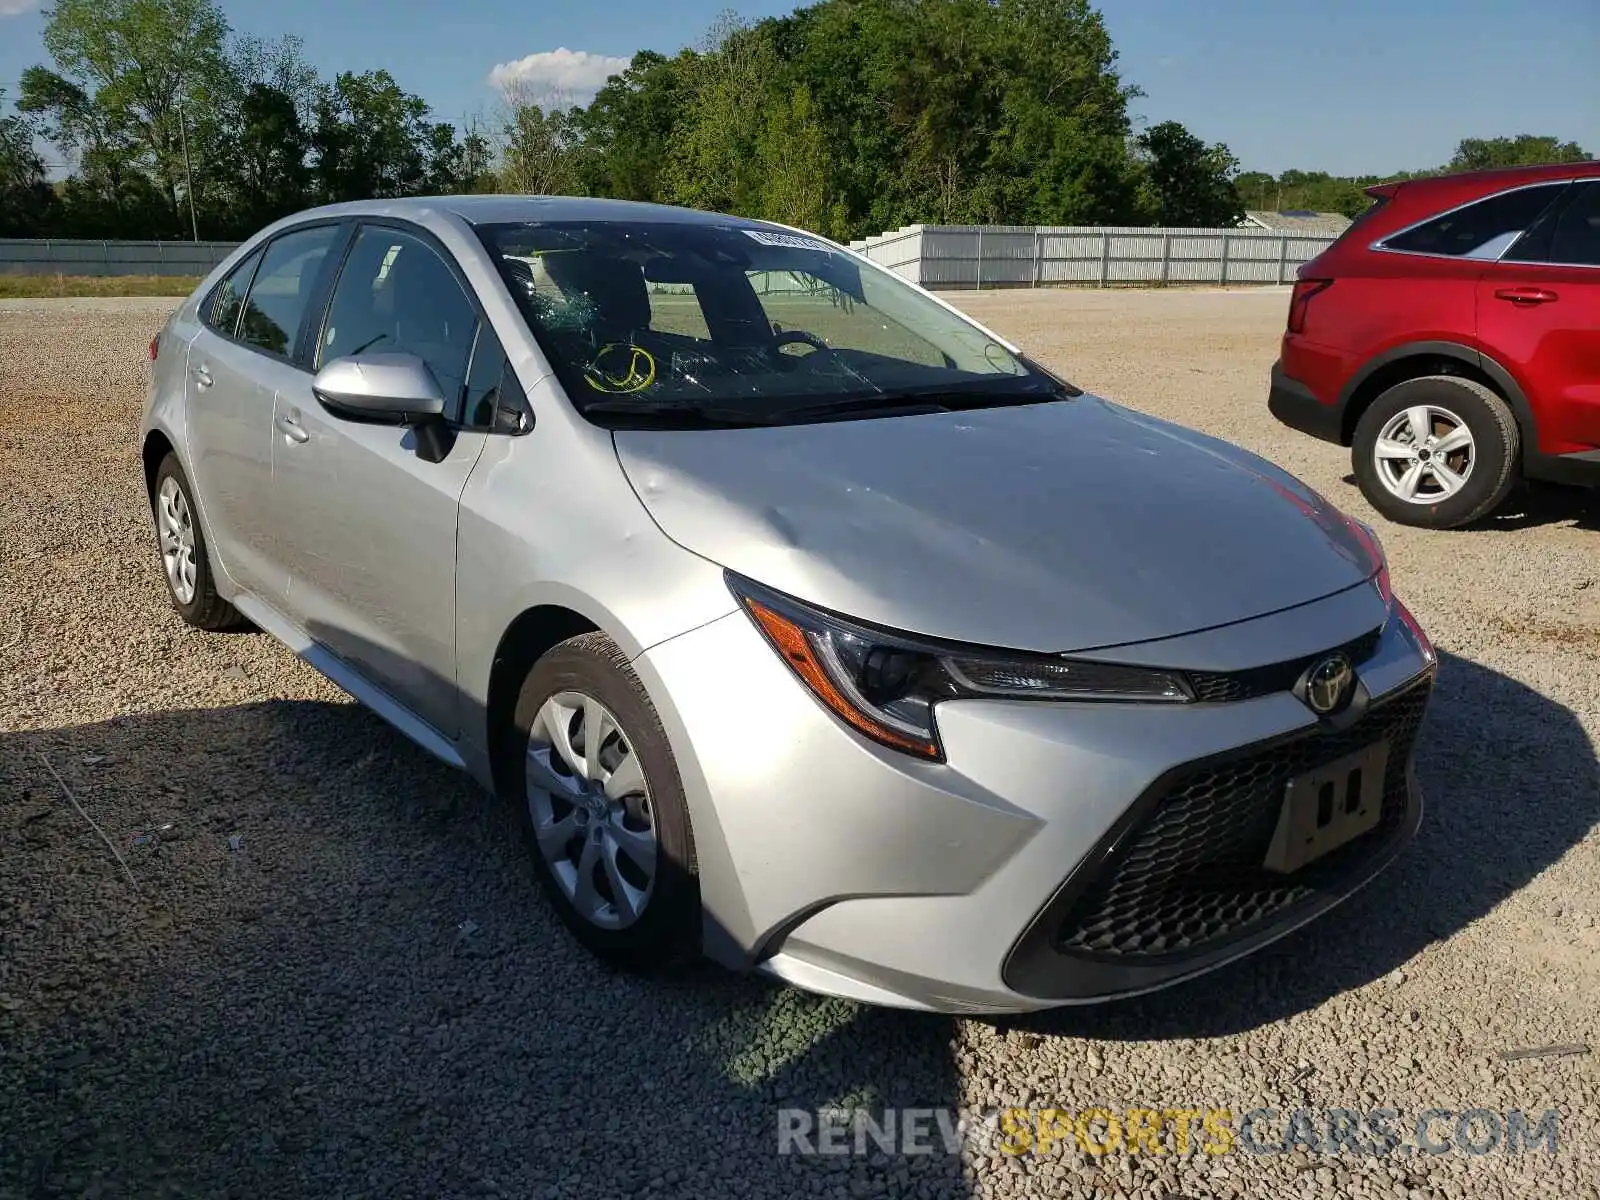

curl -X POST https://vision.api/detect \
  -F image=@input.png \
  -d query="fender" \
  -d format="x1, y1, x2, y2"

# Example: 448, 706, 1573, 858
1337, 340, 1599, 484
1336, 339, 1537, 446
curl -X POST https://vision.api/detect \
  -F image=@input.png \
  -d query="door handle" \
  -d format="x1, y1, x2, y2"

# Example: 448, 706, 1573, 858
1494, 286, 1559, 305
275, 409, 310, 444
193, 364, 213, 389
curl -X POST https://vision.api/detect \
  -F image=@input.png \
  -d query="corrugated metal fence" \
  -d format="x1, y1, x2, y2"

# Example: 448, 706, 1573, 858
2, 226, 1339, 287
0, 239, 239, 277
849, 224, 1339, 288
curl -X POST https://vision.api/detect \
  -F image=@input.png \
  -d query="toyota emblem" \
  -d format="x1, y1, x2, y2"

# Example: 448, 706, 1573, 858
1302, 653, 1355, 716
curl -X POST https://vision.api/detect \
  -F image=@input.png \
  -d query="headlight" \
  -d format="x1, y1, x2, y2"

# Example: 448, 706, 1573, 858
1344, 515, 1391, 609
728, 574, 1193, 761
1343, 514, 1434, 664
1347, 515, 1437, 665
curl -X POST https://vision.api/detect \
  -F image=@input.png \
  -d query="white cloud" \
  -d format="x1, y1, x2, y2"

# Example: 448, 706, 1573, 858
487, 48, 631, 102
0, 0, 40, 16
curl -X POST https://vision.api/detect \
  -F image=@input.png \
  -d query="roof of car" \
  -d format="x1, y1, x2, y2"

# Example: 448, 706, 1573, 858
284, 194, 779, 229
1399, 161, 1600, 197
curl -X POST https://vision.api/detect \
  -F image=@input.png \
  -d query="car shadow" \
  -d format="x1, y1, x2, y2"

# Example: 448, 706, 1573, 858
1003, 648, 1599, 1040
1336, 474, 1600, 532
1468, 482, 1600, 532
0, 699, 970, 1198
2, 646, 1591, 1194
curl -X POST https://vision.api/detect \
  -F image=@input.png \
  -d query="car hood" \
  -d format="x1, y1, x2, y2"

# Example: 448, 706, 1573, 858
613, 396, 1377, 653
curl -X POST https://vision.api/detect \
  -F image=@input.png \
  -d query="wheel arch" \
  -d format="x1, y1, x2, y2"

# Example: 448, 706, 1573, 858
141, 429, 178, 507
475, 598, 748, 964
1337, 340, 1536, 456
484, 604, 601, 798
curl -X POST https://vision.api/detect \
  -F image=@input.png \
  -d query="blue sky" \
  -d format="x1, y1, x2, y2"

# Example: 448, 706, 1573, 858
2, 0, 1596, 178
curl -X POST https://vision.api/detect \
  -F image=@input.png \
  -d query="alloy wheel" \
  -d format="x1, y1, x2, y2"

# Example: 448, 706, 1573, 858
1371, 404, 1476, 504
156, 475, 198, 604
525, 690, 658, 930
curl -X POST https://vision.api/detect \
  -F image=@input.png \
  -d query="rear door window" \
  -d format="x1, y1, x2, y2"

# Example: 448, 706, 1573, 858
206, 247, 264, 337
236, 225, 342, 358
1383, 183, 1570, 260
1549, 183, 1600, 266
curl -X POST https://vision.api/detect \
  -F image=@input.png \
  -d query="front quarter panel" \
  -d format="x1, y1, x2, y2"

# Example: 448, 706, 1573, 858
453, 377, 738, 778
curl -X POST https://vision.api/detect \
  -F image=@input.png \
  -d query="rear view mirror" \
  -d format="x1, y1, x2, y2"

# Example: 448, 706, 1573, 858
312, 353, 446, 425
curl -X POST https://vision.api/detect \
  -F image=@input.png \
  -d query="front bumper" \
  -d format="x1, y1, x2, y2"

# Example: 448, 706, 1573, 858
634, 585, 1435, 1014
1268, 360, 1344, 445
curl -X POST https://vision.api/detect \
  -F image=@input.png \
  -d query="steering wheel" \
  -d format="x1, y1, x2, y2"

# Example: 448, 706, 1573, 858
773, 329, 831, 356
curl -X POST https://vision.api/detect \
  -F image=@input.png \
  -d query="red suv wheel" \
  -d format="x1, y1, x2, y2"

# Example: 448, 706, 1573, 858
1350, 376, 1520, 528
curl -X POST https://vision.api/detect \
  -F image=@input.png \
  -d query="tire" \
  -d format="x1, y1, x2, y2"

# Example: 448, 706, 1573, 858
510, 631, 700, 969
151, 454, 246, 631
1351, 375, 1521, 529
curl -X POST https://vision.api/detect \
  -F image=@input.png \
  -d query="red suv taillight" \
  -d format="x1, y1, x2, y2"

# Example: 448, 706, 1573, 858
149, 332, 161, 362
1287, 279, 1332, 334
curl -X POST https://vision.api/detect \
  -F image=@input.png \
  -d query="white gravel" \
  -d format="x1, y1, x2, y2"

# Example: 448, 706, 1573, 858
2, 290, 1597, 1200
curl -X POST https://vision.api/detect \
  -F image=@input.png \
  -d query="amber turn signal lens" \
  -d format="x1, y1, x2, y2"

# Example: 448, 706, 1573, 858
744, 600, 941, 759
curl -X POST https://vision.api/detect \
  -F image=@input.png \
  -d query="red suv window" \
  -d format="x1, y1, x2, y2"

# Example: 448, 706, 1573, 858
1381, 183, 1570, 260
1547, 183, 1600, 266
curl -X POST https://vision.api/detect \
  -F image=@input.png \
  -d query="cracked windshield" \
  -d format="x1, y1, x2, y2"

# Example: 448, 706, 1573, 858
479, 221, 1064, 422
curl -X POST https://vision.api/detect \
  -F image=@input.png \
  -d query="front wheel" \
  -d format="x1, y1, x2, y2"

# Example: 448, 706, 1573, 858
1351, 375, 1521, 529
510, 632, 701, 969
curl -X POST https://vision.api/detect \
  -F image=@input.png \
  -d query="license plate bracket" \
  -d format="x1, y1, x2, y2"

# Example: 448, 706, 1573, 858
1264, 741, 1389, 874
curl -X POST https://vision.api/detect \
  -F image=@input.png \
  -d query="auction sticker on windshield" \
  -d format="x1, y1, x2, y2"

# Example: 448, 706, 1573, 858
742, 229, 834, 253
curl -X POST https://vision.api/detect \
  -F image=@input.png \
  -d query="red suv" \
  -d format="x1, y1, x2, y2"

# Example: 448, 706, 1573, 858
1269, 162, 1600, 528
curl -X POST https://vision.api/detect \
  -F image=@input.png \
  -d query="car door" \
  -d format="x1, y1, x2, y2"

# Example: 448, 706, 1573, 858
184, 244, 286, 599
1477, 180, 1600, 454
185, 225, 344, 602
268, 222, 493, 738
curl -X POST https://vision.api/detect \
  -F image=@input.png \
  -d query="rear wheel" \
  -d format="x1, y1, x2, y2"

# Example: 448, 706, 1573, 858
1351, 375, 1520, 529
510, 632, 700, 968
152, 454, 245, 630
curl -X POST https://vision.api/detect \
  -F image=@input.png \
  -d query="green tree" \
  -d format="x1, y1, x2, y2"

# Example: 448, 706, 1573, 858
229, 34, 322, 128
18, 64, 155, 232
975, 0, 1145, 225
459, 117, 497, 193
1134, 120, 1244, 227
36, 0, 232, 233
756, 84, 831, 231
571, 50, 695, 202
1448, 134, 1591, 171
159, 33, 320, 236
0, 89, 57, 236
311, 70, 460, 202
771, 0, 1142, 234
498, 100, 580, 196
659, 14, 778, 215
214, 84, 312, 234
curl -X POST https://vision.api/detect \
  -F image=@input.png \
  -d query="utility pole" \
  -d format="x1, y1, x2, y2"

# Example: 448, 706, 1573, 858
178, 102, 199, 243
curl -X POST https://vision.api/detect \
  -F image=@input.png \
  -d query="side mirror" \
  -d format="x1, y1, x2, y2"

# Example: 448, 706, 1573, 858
312, 352, 446, 425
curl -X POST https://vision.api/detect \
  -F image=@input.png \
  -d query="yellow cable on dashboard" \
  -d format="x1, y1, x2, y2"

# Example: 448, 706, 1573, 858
584, 344, 657, 394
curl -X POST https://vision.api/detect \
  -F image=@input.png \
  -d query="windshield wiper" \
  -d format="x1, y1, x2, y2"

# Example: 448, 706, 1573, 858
579, 399, 784, 427
580, 375, 1075, 428
763, 383, 1070, 424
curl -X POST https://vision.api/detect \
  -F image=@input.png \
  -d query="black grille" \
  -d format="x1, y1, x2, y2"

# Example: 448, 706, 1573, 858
1187, 627, 1384, 704
1054, 676, 1431, 960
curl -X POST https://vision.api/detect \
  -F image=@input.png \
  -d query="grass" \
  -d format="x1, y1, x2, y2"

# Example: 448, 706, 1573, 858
0, 273, 201, 299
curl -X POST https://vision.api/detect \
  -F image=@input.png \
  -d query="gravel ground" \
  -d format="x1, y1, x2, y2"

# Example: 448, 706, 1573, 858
2, 291, 1597, 1200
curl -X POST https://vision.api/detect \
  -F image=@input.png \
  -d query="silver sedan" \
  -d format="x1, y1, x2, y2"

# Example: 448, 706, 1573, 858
141, 196, 1438, 1013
